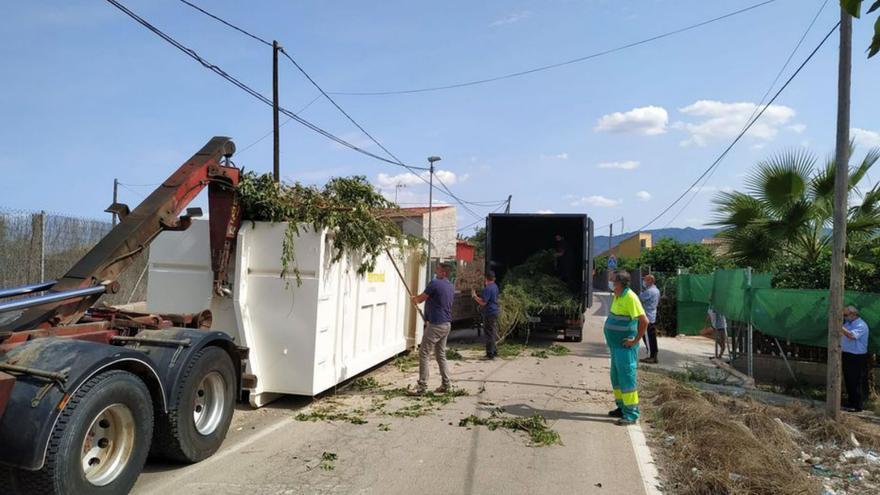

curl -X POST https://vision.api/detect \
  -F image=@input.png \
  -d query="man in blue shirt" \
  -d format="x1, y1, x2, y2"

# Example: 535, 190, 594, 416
639, 274, 661, 364
841, 305, 870, 412
411, 262, 455, 394
472, 271, 500, 359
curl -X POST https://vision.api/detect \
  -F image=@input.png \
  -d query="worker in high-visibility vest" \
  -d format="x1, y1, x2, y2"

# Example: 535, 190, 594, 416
605, 270, 649, 426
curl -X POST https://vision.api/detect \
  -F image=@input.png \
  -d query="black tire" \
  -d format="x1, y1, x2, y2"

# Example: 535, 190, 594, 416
151, 346, 236, 463
9, 370, 153, 495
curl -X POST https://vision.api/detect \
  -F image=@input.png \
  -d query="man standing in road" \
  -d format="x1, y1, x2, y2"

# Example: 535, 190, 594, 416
411, 262, 455, 394
639, 274, 661, 364
841, 305, 870, 412
472, 271, 500, 359
604, 271, 649, 426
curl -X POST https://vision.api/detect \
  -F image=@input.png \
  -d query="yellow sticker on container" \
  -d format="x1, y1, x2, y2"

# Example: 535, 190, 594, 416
367, 273, 385, 283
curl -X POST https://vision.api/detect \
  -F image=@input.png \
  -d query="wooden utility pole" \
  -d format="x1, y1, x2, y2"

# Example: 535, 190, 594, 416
826, 8, 852, 419
272, 40, 281, 183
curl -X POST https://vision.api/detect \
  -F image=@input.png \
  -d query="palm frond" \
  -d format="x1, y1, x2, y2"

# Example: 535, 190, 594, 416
710, 191, 768, 228
849, 146, 880, 190
746, 148, 814, 209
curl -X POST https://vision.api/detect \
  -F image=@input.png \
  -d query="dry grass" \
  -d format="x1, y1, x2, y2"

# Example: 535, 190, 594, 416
645, 376, 820, 495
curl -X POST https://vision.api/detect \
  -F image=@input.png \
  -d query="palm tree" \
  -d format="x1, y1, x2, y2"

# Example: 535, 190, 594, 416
712, 146, 880, 270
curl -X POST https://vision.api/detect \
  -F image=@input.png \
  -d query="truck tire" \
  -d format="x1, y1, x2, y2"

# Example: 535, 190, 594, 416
151, 346, 236, 463
10, 370, 153, 495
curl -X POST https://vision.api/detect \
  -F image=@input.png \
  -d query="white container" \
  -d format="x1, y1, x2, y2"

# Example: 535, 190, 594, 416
146, 219, 425, 407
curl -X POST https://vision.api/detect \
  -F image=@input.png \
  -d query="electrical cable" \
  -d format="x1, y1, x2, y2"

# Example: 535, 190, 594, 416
637, 21, 840, 232
105, 0, 428, 173
660, 0, 830, 228
329, 0, 780, 96
175, 0, 500, 216
237, 94, 323, 155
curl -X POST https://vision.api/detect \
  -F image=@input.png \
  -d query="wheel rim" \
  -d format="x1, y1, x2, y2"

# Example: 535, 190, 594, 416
81, 403, 136, 487
193, 371, 226, 435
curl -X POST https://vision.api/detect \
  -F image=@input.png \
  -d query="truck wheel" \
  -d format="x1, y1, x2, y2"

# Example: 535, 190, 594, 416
11, 370, 153, 495
152, 347, 236, 463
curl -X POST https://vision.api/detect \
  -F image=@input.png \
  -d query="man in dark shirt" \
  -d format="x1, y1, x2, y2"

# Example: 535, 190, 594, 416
411, 262, 455, 394
473, 271, 500, 359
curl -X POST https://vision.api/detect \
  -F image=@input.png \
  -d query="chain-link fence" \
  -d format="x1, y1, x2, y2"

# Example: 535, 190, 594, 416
0, 207, 148, 307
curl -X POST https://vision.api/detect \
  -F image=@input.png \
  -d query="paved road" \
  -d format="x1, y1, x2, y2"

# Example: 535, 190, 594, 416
133, 296, 652, 495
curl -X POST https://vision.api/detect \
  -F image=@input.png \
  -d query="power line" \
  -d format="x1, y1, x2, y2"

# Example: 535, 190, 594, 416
172, 0, 516, 217
638, 21, 840, 232
661, 0, 830, 229
329, 0, 780, 96
237, 94, 323, 155
177, 0, 271, 46
105, 0, 428, 173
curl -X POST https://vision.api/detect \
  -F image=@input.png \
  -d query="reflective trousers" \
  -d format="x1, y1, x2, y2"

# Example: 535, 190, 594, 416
604, 314, 640, 422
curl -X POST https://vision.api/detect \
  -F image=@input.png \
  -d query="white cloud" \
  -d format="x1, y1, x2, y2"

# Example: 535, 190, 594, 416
571, 195, 621, 208
750, 143, 766, 151
490, 10, 531, 27
788, 124, 807, 134
677, 100, 795, 147
595, 106, 668, 135
540, 153, 569, 160
537, 209, 555, 214
852, 128, 880, 148
598, 160, 640, 170
375, 169, 461, 189
635, 191, 652, 201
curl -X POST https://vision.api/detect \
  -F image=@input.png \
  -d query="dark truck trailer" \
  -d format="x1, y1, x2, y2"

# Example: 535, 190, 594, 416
485, 213, 594, 342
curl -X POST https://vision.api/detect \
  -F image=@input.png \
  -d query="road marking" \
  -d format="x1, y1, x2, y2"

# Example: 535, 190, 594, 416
627, 422, 662, 495
140, 416, 295, 495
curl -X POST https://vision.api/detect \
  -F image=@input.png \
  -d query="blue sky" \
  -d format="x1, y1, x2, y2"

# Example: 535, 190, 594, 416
3, 0, 880, 235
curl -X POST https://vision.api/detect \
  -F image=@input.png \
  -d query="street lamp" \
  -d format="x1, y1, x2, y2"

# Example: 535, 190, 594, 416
426, 156, 441, 285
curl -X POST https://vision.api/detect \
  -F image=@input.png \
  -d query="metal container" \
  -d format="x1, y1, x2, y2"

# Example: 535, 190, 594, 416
146, 220, 425, 407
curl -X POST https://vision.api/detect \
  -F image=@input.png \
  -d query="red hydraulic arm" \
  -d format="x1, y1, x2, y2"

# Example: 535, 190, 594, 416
4, 137, 243, 332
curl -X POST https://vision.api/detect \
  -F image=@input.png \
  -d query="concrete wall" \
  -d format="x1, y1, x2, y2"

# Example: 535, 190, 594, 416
732, 355, 827, 387
392, 207, 457, 260
422, 207, 457, 260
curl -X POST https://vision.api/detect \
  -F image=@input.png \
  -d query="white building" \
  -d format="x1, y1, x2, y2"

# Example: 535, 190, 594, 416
385, 206, 457, 261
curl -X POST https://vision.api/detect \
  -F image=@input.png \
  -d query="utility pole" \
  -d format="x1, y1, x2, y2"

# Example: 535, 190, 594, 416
825, 8, 852, 419
112, 178, 118, 226
394, 183, 406, 203
426, 156, 441, 285
609, 223, 613, 256
272, 40, 281, 183
826, 8, 852, 420
505, 195, 512, 214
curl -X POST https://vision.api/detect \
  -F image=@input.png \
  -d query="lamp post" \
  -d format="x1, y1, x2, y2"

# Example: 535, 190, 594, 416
426, 156, 441, 285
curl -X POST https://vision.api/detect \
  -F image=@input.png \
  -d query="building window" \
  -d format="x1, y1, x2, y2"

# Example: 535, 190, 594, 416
640, 239, 647, 249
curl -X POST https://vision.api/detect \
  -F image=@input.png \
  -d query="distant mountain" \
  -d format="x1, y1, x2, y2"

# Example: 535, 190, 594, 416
592, 227, 720, 256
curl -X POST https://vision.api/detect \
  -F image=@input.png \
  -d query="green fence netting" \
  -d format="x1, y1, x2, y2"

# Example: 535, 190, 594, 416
712, 269, 772, 322
676, 273, 714, 336
751, 288, 880, 354
677, 271, 880, 353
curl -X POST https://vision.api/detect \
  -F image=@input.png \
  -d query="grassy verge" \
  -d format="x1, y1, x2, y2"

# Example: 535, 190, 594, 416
641, 370, 880, 495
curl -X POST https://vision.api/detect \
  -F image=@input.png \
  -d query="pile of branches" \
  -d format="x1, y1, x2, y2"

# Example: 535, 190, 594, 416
237, 172, 421, 284
497, 250, 580, 340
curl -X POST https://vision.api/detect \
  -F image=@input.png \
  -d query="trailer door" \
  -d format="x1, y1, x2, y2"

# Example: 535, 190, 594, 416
584, 217, 593, 309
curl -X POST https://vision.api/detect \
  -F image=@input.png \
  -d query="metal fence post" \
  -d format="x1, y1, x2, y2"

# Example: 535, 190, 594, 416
747, 266, 753, 378
40, 211, 46, 282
